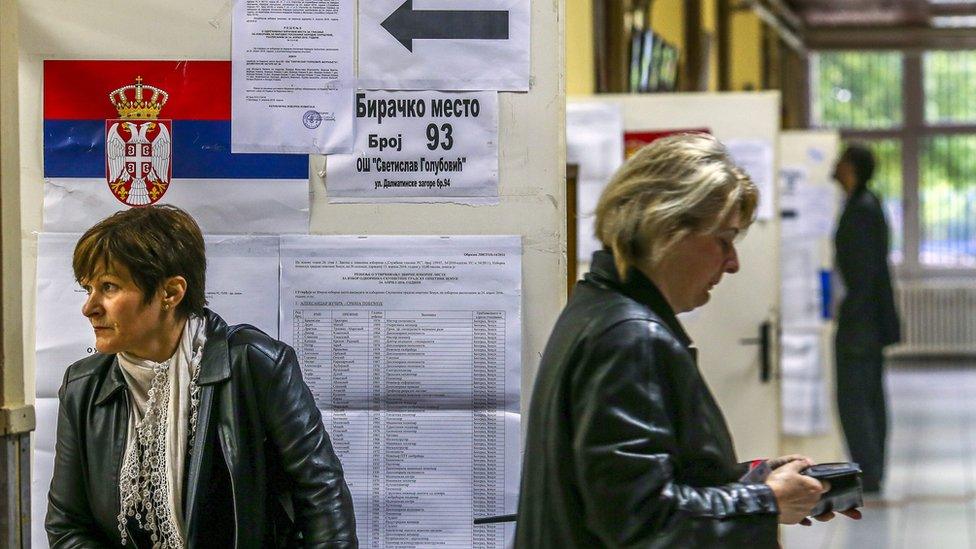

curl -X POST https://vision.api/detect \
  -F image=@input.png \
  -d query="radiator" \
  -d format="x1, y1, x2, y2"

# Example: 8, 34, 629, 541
890, 284, 976, 357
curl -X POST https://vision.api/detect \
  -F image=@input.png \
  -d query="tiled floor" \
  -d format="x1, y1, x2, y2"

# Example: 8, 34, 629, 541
782, 363, 976, 549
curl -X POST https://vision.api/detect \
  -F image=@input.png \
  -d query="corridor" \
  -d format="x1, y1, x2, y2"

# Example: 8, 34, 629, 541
783, 363, 976, 548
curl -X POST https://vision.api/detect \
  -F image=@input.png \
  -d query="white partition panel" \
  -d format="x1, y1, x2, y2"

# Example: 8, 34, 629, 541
779, 130, 845, 462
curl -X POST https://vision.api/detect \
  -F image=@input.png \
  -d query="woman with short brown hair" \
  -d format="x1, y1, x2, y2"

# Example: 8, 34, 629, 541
46, 205, 357, 548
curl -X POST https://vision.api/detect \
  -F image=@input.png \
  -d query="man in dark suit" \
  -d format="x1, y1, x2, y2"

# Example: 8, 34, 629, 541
833, 144, 902, 494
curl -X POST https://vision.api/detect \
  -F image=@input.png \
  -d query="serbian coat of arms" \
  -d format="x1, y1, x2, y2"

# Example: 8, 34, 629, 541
105, 76, 172, 206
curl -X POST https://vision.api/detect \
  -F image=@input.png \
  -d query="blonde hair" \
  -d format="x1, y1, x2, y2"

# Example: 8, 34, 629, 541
594, 133, 758, 279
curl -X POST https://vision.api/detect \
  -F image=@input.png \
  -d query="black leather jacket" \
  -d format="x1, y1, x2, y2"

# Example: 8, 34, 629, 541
46, 309, 358, 548
515, 251, 779, 548
835, 185, 901, 353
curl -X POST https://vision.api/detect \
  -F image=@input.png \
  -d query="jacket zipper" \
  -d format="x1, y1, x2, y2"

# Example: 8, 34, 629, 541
218, 427, 240, 548
119, 391, 137, 546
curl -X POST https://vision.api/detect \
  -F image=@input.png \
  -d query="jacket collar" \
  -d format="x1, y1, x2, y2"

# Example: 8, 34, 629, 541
95, 309, 232, 406
585, 250, 694, 349
845, 182, 869, 205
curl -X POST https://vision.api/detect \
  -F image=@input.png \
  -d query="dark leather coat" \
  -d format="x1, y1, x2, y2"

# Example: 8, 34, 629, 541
46, 309, 357, 548
515, 251, 779, 548
835, 185, 901, 353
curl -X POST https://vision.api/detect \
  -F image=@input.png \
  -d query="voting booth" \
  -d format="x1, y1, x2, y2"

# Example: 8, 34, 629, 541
11, 1, 565, 546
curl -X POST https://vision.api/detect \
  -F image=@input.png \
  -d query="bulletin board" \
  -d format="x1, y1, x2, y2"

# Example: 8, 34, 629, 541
12, 1, 565, 545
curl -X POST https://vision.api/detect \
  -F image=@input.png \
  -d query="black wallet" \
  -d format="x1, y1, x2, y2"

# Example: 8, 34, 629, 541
802, 462, 863, 516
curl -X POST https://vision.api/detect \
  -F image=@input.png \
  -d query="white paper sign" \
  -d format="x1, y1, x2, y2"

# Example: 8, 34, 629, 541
326, 90, 498, 204
42, 178, 310, 234
780, 166, 839, 239
780, 331, 829, 436
279, 235, 521, 548
726, 139, 775, 221
781, 240, 822, 328
358, 0, 530, 91
566, 103, 624, 183
232, 0, 355, 154
566, 102, 624, 262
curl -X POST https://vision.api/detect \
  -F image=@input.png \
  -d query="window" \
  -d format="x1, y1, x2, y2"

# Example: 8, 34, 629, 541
811, 49, 976, 274
812, 52, 903, 129
925, 51, 976, 124
920, 135, 976, 266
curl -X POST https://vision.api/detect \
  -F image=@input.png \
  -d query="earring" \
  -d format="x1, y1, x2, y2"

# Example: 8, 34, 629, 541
162, 304, 169, 311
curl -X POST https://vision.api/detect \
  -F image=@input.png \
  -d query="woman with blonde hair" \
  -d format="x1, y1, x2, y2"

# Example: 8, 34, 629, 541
515, 133, 857, 547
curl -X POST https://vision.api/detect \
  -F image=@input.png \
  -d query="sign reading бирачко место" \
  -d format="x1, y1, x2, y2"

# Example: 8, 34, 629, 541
325, 90, 498, 204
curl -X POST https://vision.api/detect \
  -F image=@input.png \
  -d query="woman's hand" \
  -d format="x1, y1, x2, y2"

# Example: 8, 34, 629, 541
764, 458, 827, 524
766, 454, 809, 470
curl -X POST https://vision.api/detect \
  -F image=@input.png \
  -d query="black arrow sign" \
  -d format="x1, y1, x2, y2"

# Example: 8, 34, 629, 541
381, 0, 510, 52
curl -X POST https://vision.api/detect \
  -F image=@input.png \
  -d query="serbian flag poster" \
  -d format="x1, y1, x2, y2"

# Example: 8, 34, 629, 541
42, 60, 310, 233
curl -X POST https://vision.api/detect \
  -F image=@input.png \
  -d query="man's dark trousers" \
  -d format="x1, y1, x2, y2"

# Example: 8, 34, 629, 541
835, 348, 887, 492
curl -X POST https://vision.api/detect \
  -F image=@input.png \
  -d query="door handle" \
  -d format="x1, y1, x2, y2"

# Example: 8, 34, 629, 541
739, 320, 773, 383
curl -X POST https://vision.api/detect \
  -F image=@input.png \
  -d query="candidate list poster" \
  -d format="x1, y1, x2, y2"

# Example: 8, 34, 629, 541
326, 90, 498, 204
43, 60, 311, 234
280, 235, 521, 548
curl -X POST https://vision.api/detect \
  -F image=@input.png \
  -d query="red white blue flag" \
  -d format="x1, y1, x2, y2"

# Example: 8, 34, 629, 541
43, 60, 310, 232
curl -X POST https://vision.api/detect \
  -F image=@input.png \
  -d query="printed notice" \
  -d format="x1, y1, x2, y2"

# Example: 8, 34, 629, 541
566, 102, 624, 263
781, 331, 829, 436
232, 0, 354, 154
725, 138, 775, 221
326, 90, 498, 204
280, 235, 521, 548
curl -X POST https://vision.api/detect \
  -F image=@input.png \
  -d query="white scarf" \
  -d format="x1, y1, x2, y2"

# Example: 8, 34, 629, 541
116, 315, 206, 548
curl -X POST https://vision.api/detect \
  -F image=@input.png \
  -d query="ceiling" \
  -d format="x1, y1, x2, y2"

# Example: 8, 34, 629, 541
784, 0, 976, 28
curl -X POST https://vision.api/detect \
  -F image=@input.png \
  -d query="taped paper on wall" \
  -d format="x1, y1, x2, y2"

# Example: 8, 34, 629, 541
358, 0, 530, 91
726, 138, 775, 221
566, 102, 623, 262
781, 331, 829, 436
780, 165, 839, 239
326, 90, 498, 204
232, 0, 355, 154
280, 235, 522, 548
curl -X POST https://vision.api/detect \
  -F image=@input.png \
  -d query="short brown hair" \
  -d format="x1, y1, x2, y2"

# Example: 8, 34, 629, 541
595, 133, 758, 279
73, 205, 207, 317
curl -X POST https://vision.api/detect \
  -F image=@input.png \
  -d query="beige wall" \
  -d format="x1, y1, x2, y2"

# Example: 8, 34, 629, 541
567, 0, 595, 95
650, 0, 685, 51
1, 0, 25, 410
731, 10, 764, 91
